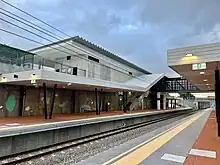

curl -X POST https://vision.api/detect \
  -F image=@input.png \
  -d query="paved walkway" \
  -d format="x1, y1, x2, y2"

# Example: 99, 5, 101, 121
184, 111, 220, 165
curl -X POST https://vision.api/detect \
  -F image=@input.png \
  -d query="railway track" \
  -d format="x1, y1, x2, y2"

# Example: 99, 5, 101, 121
0, 111, 196, 165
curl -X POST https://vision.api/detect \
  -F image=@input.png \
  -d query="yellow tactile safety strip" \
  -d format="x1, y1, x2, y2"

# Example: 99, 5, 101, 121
105, 113, 204, 165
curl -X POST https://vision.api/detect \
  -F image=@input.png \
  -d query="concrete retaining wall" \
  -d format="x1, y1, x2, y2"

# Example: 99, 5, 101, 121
0, 108, 193, 158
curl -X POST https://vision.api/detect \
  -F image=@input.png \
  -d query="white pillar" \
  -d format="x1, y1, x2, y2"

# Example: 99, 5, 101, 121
168, 100, 171, 109
163, 94, 166, 110
157, 92, 161, 110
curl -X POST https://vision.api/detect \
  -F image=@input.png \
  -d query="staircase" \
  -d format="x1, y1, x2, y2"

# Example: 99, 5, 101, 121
129, 91, 150, 111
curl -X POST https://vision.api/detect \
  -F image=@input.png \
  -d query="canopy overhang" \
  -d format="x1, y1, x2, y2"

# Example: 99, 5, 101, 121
167, 42, 220, 91
0, 70, 166, 93
0, 70, 146, 92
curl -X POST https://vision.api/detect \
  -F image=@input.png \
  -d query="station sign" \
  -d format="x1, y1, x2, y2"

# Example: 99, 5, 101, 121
192, 63, 206, 70
31, 79, 36, 84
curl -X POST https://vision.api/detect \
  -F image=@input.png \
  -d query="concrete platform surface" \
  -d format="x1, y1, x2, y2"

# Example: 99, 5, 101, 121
184, 111, 220, 165
75, 109, 210, 165
0, 108, 190, 137
140, 109, 211, 165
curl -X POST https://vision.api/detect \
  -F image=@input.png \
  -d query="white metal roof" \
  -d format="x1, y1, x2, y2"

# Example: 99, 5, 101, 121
124, 73, 165, 91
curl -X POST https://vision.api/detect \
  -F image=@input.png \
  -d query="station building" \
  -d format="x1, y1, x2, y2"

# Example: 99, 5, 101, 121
0, 36, 179, 118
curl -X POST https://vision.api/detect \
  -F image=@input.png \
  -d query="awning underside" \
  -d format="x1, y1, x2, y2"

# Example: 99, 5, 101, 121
0, 70, 165, 92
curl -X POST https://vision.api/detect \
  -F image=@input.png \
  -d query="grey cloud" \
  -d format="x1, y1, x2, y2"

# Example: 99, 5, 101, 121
139, 0, 220, 44
1, 0, 220, 73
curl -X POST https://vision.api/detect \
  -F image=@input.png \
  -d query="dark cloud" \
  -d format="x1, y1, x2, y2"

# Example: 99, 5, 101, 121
1, 0, 220, 74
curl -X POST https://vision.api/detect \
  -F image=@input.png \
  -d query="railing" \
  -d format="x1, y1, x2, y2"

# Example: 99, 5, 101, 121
0, 54, 136, 83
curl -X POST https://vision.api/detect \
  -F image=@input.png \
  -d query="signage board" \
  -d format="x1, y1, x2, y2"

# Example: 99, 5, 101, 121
192, 63, 206, 70
31, 79, 36, 84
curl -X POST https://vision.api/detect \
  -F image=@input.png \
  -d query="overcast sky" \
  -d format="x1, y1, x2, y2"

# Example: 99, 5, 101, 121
1, 0, 220, 75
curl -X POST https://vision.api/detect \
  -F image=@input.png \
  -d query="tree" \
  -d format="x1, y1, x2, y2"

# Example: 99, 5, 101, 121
179, 92, 195, 100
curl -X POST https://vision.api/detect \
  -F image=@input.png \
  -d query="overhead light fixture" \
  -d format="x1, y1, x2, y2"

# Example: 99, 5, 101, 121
206, 84, 209, 86
185, 53, 193, 57
203, 79, 208, 82
1, 77, 7, 82
31, 73, 37, 79
67, 82, 71, 86
200, 72, 205, 75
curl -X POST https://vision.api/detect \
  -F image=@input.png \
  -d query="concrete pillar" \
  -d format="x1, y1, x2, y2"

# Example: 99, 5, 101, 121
168, 99, 171, 109
157, 92, 161, 110
163, 94, 166, 110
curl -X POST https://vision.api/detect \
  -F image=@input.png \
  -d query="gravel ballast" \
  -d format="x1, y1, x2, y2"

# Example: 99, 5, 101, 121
19, 114, 191, 165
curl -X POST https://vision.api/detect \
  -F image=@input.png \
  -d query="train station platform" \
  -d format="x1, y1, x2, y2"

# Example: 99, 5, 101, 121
0, 108, 189, 137
0, 110, 144, 126
0, 109, 164, 128
75, 108, 219, 165
184, 111, 220, 165
0, 107, 193, 158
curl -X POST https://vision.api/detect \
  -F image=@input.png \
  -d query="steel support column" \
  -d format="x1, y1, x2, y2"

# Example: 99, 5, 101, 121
215, 70, 220, 137
43, 83, 48, 119
102, 91, 106, 111
95, 88, 99, 115
18, 85, 25, 116
99, 89, 103, 115
71, 90, 75, 113
121, 91, 127, 113
125, 92, 128, 106
174, 99, 177, 109
124, 92, 127, 113
122, 91, 124, 112
49, 84, 57, 119
171, 99, 173, 109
